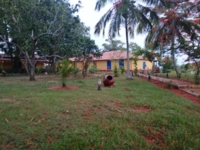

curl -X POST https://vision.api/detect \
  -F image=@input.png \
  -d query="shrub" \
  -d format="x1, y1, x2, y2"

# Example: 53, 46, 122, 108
194, 72, 200, 85
73, 67, 80, 76
177, 72, 181, 79
120, 67, 125, 74
89, 65, 98, 74
35, 66, 44, 73
113, 65, 119, 77
2, 70, 6, 76
166, 81, 173, 88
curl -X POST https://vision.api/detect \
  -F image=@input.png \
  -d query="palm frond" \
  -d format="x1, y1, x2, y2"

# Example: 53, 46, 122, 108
141, 0, 166, 6
108, 13, 122, 37
94, 8, 114, 36
95, 0, 115, 11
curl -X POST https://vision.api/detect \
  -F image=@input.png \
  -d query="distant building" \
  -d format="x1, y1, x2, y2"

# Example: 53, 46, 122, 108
69, 50, 153, 73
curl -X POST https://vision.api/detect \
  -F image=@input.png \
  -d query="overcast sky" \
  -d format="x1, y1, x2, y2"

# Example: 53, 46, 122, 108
69, 0, 147, 49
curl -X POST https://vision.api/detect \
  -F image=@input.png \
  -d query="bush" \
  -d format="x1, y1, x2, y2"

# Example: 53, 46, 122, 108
35, 66, 44, 73
113, 65, 119, 77
2, 70, 6, 76
73, 68, 80, 76
120, 67, 125, 74
89, 65, 98, 74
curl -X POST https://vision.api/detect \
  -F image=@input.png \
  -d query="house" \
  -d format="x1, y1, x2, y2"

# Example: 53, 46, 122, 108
69, 50, 153, 73
0, 54, 49, 72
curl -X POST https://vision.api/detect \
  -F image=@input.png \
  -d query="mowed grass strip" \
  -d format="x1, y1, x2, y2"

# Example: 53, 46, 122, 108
0, 75, 200, 150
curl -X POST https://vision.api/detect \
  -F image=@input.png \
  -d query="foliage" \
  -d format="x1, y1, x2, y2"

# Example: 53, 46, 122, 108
2, 70, 6, 76
102, 38, 126, 51
59, 59, 74, 87
113, 65, 119, 77
165, 81, 173, 89
35, 66, 44, 74
0, 0, 82, 80
75, 36, 101, 78
162, 57, 173, 74
129, 42, 143, 53
144, 0, 200, 78
193, 61, 200, 85
120, 67, 125, 75
89, 65, 98, 74
133, 57, 138, 75
72, 68, 80, 77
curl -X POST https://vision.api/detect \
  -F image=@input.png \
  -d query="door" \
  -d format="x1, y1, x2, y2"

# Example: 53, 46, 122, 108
107, 60, 111, 70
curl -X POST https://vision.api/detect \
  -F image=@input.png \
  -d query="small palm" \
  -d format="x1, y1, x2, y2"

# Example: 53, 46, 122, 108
59, 59, 74, 87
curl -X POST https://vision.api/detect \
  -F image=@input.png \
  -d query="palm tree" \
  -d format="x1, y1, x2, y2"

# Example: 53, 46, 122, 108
94, 0, 156, 80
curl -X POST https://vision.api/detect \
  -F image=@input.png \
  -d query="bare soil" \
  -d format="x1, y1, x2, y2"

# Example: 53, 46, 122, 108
48, 86, 79, 90
143, 78, 200, 105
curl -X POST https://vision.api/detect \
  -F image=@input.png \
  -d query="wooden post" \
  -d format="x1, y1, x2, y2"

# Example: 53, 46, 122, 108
148, 73, 151, 81
98, 79, 102, 91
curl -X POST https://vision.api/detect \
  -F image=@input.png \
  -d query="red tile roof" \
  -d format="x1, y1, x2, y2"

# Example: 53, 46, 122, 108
69, 50, 143, 61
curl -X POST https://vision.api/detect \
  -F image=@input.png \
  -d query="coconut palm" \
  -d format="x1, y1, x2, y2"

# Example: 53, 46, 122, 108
94, 0, 157, 79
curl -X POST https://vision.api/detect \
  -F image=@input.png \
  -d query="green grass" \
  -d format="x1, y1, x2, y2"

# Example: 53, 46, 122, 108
156, 71, 195, 83
0, 74, 200, 150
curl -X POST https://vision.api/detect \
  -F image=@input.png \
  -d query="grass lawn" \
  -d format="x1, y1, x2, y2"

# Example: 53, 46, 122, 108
0, 74, 200, 150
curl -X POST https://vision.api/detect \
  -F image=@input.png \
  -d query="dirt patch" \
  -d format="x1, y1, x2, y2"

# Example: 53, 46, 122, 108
132, 105, 150, 112
141, 77, 200, 105
109, 100, 123, 108
126, 95, 133, 99
143, 126, 168, 148
0, 98, 20, 104
48, 86, 79, 91
124, 88, 132, 92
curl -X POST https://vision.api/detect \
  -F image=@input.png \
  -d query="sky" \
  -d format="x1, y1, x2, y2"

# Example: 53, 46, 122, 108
69, 0, 147, 49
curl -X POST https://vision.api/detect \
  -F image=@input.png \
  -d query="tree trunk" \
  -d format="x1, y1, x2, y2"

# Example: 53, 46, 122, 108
62, 82, 66, 87
29, 65, 35, 81
171, 50, 179, 77
51, 50, 57, 74
125, 18, 132, 80
24, 57, 30, 75
52, 55, 57, 73
25, 50, 36, 81
194, 61, 200, 85
171, 38, 179, 78
151, 61, 155, 75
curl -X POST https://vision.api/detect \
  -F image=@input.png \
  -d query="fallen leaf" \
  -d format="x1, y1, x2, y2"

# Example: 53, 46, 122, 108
0, 110, 2, 113
37, 118, 45, 123
30, 117, 34, 121
116, 109, 122, 112
5, 118, 9, 122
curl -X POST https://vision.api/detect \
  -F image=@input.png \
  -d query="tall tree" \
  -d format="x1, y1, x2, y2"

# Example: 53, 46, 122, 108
94, 0, 157, 80
145, 0, 200, 78
0, 0, 81, 80
75, 36, 101, 78
102, 38, 126, 51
